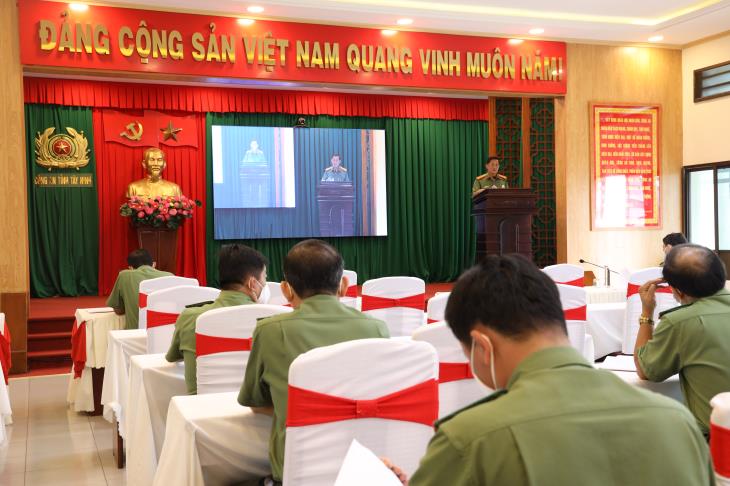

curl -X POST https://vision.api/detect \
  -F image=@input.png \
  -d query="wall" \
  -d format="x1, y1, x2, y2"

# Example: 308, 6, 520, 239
683, 33, 730, 166
555, 44, 683, 273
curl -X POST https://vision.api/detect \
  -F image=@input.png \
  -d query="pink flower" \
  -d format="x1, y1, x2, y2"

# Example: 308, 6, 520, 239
169, 208, 178, 216
145, 207, 153, 215
182, 210, 189, 216
156, 214, 163, 219
137, 211, 145, 218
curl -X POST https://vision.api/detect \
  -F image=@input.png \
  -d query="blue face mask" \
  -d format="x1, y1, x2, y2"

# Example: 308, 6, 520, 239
470, 334, 497, 392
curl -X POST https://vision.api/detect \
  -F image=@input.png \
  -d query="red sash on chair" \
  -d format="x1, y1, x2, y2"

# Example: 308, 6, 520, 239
426, 318, 440, 324
138, 293, 149, 308
196, 334, 252, 357
558, 277, 584, 287
0, 322, 11, 384
626, 284, 673, 298
360, 294, 425, 312
564, 306, 587, 321
345, 285, 358, 298
711, 422, 730, 478
147, 310, 180, 329
286, 379, 438, 427
439, 362, 473, 383
70, 320, 87, 379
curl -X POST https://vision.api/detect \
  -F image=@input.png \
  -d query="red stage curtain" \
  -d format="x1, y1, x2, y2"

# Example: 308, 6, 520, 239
24, 78, 489, 121
93, 109, 207, 295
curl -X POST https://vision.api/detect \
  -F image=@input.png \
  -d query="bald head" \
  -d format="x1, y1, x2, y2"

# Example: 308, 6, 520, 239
283, 239, 344, 298
663, 244, 726, 298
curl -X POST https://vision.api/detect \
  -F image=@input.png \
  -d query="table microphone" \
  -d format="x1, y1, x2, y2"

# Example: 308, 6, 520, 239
579, 259, 618, 287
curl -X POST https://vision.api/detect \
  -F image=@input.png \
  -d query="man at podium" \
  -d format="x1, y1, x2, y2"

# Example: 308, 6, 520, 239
472, 156, 508, 193
321, 153, 350, 182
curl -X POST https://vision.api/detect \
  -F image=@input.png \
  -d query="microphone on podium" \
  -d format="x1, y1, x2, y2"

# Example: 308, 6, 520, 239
579, 259, 618, 287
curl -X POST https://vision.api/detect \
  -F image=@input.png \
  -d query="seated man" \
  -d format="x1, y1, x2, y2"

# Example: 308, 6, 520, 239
390, 255, 711, 485
635, 243, 730, 437
106, 249, 172, 330
663, 232, 688, 255
238, 239, 389, 484
166, 244, 268, 395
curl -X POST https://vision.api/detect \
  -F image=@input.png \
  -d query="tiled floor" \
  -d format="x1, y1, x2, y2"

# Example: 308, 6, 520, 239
0, 374, 125, 486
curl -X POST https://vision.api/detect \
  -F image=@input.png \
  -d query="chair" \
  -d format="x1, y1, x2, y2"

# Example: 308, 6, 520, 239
340, 270, 358, 309
267, 282, 289, 306
621, 267, 677, 354
711, 392, 730, 486
543, 264, 585, 287
361, 277, 426, 336
556, 284, 594, 362
412, 322, 485, 418
195, 304, 293, 394
146, 285, 221, 354
283, 338, 438, 486
426, 293, 450, 324
139, 276, 199, 329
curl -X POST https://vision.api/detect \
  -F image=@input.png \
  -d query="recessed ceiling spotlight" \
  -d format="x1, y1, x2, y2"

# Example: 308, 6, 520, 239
237, 18, 255, 25
397, 18, 413, 25
247, 5, 264, 13
528, 27, 544, 35
508, 39, 524, 45
648, 35, 664, 43
381, 29, 397, 36
69, 3, 88, 11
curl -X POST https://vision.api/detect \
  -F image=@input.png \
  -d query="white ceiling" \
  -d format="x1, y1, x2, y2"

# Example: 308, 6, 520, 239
101, 0, 730, 46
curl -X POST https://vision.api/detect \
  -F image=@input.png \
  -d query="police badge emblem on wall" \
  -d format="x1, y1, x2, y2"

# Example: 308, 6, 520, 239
35, 127, 90, 171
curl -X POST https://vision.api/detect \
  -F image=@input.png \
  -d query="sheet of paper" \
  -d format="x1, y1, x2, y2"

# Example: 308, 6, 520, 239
599, 354, 637, 372
85, 307, 115, 314
334, 439, 403, 486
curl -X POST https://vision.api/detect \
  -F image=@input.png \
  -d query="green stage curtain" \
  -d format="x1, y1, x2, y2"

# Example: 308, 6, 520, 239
206, 113, 487, 285
25, 104, 99, 297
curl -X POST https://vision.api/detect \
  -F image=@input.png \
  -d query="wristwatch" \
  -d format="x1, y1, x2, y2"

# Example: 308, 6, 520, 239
639, 315, 654, 326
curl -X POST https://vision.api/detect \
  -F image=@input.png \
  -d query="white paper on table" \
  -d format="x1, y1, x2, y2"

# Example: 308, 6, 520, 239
83, 307, 115, 314
599, 354, 637, 372
334, 439, 403, 486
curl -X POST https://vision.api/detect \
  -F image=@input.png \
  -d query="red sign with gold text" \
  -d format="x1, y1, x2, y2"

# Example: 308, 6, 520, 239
590, 104, 661, 229
18, 0, 566, 95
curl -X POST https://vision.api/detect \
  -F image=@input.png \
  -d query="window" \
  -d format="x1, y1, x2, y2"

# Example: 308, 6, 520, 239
684, 162, 730, 251
694, 61, 730, 102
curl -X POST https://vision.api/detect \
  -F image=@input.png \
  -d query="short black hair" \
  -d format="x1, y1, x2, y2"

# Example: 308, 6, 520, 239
331, 153, 341, 160
283, 239, 343, 299
218, 244, 268, 289
663, 244, 726, 298
128, 249, 153, 269
663, 232, 687, 247
445, 255, 567, 344
485, 156, 500, 165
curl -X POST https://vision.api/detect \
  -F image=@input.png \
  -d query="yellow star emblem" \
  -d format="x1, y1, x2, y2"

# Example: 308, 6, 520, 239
160, 121, 182, 141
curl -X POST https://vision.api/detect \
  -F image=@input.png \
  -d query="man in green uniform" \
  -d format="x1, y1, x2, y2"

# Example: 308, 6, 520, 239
106, 249, 172, 330
472, 155, 508, 192
387, 255, 712, 486
635, 243, 730, 437
238, 240, 388, 484
166, 244, 268, 395
321, 153, 350, 182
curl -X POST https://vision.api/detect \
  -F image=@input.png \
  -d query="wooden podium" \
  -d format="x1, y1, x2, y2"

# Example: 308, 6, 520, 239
317, 183, 355, 237
136, 226, 178, 273
472, 188, 537, 261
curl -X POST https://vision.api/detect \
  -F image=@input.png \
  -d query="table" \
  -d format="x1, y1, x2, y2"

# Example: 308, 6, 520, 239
67, 308, 126, 413
153, 392, 272, 486
585, 286, 626, 304
612, 372, 683, 403
586, 302, 626, 359
126, 354, 187, 486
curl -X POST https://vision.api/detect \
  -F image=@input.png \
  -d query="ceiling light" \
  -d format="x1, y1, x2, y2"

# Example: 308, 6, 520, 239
69, 3, 88, 11
624, 46, 638, 54
381, 29, 397, 36
237, 18, 255, 26
508, 39, 524, 45
648, 35, 664, 43
396, 18, 413, 25
528, 27, 544, 35
247, 5, 264, 13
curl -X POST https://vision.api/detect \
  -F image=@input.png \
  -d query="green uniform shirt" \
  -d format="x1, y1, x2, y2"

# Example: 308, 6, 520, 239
321, 166, 350, 182
238, 295, 389, 481
472, 173, 508, 192
165, 291, 254, 395
105, 265, 173, 330
410, 347, 712, 486
637, 289, 730, 435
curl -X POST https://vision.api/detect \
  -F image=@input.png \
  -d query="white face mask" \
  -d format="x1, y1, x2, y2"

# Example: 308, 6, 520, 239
253, 279, 270, 304
470, 334, 497, 392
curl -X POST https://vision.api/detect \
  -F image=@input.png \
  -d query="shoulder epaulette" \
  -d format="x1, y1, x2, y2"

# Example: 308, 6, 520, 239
476, 173, 488, 180
324, 167, 333, 172
185, 300, 214, 309
434, 389, 507, 429
497, 174, 507, 180
341, 167, 347, 172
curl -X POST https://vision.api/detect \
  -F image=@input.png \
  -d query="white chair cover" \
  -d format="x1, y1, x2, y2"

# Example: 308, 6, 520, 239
340, 270, 358, 309
267, 282, 289, 306
0, 313, 10, 445
412, 322, 486, 418
361, 277, 426, 337
195, 304, 293, 395
543, 264, 584, 286
711, 392, 730, 485
283, 338, 438, 486
426, 293, 450, 324
621, 267, 677, 354
556, 284, 593, 362
146, 285, 220, 354
139, 276, 199, 329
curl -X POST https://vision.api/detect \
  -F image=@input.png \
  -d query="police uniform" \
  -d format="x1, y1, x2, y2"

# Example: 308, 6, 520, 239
637, 288, 730, 436
105, 265, 172, 330
472, 173, 508, 192
409, 347, 712, 486
321, 166, 350, 182
165, 291, 254, 395
238, 295, 389, 482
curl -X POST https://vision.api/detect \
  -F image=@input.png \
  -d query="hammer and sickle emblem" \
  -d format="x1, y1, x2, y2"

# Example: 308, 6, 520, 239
120, 121, 144, 141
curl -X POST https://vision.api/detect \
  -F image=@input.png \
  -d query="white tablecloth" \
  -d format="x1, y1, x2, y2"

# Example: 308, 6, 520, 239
585, 286, 626, 304
154, 392, 272, 486
100, 329, 147, 438
126, 354, 187, 486
67, 308, 126, 412
587, 303, 626, 359
0, 363, 11, 445
612, 371, 683, 403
